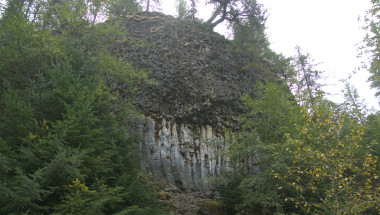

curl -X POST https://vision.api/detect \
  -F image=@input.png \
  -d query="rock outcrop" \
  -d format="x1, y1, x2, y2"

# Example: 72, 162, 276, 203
140, 117, 228, 191
117, 12, 267, 131
115, 12, 270, 192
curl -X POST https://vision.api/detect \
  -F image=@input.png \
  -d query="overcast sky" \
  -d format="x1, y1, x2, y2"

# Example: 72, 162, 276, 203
162, 0, 379, 111
263, 0, 379, 111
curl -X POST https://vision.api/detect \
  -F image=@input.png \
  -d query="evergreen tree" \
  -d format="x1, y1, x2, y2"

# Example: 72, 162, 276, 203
176, 0, 188, 20
360, 0, 380, 99
292, 46, 323, 105
0, 1, 167, 214
205, 0, 265, 30
213, 82, 302, 214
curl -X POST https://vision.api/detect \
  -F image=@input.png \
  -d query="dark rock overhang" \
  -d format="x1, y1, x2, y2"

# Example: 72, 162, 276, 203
114, 12, 270, 131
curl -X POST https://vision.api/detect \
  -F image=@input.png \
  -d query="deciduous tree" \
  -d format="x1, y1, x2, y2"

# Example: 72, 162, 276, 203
278, 99, 379, 214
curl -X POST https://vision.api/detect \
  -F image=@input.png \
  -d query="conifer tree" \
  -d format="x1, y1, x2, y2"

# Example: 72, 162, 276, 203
361, 0, 380, 99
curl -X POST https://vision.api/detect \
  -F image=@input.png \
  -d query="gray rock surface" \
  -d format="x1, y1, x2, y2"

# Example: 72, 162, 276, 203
140, 117, 228, 191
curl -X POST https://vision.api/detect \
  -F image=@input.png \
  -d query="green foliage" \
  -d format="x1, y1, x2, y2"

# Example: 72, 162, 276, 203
0, 173, 47, 214
54, 178, 125, 215
0, 2, 166, 214
0, 6, 64, 94
206, 0, 266, 30
291, 46, 323, 105
232, 9, 268, 55
241, 82, 301, 143
212, 173, 243, 214
342, 82, 367, 123
215, 80, 380, 214
176, 0, 188, 20
107, 0, 141, 19
213, 82, 301, 214
278, 99, 379, 214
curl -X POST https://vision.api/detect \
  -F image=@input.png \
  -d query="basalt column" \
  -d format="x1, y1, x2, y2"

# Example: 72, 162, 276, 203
140, 117, 228, 191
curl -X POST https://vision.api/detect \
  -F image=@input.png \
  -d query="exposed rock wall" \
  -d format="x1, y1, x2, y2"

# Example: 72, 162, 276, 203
140, 117, 228, 191
117, 12, 268, 131
115, 12, 272, 192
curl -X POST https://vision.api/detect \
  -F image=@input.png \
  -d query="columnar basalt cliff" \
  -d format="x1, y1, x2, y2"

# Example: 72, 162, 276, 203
116, 12, 269, 191
140, 117, 228, 191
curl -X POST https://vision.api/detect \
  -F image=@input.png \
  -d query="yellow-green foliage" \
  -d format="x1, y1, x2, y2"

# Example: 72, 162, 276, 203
278, 101, 379, 214
158, 191, 171, 200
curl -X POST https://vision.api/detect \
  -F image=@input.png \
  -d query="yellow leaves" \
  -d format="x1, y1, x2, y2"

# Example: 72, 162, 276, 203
296, 185, 303, 192
279, 104, 380, 214
69, 178, 95, 193
29, 132, 37, 140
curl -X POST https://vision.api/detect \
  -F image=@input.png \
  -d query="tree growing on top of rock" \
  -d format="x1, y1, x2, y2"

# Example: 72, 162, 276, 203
176, 0, 189, 20
205, 0, 266, 29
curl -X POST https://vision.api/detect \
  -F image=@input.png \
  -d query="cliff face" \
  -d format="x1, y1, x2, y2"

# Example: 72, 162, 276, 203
116, 12, 265, 190
140, 117, 228, 191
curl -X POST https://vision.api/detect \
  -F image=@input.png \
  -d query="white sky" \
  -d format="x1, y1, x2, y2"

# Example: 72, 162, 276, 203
162, 0, 380, 111
263, 0, 379, 111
